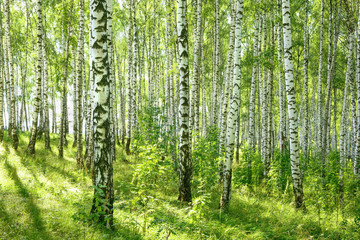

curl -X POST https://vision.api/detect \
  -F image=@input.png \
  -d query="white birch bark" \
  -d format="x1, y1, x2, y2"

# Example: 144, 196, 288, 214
177, 0, 192, 202
355, 7, 360, 176
4, 0, 18, 149
212, 0, 220, 126
72, 47, 77, 147
302, 0, 309, 160
249, 6, 259, 152
27, 0, 43, 154
0, 3, 3, 141
321, 0, 341, 178
278, 0, 286, 152
282, 0, 305, 209
90, 0, 114, 228
316, 0, 324, 150
220, 0, 243, 210
190, 0, 202, 139
340, 36, 353, 203
76, 0, 85, 168
43, 29, 51, 150
125, 0, 133, 155
219, 0, 236, 155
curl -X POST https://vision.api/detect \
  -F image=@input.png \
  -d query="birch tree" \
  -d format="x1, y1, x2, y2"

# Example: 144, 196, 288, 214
177, 0, 192, 203
0, 2, 3, 142
277, 0, 286, 152
248, 6, 259, 153
282, 0, 305, 209
190, 0, 202, 139
316, 0, 324, 150
76, 0, 85, 168
355, 7, 360, 176
126, 0, 133, 155
220, 0, 243, 210
43, 27, 51, 150
321, 0, 341, 178
90, 0, 114, 228
212, 0, 220, 126
58, 1, 73, 157
302, 0, 309, 159
4, 0, 18, 149
339, 35, 353, 203
27, 0, 43, 154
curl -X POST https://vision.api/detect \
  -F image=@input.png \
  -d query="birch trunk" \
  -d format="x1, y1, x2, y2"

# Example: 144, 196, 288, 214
126, 0, 133, 155
26, 0, 43, 154
72, 47, 77, 148
332, 88, 337, 150
212, 0, 220, 126
303, 0, 309, 159
52, 87, 56, 133
220, 0, 243, 211
20, 1, 29, 132
116, 53, 126, 146
219, 1, 236, 154
76, 0, 85, 168
177, 0, 192, 203
190, 0, 202, 139
0, 3, 3, 142
340, 36, 353, 204
282, 0, 305, 209
218, 0, 237, 182
4, 0, 18, 149
260, 11, 268, 172
355, 7, 360, 176
90, 0, 114, 228
58, 1, 74, 157
321, 0, 341, 180
278, 0, 286, 152
316, 0, 324, 150
249, 5, 259, 152
43, 28, 51, 150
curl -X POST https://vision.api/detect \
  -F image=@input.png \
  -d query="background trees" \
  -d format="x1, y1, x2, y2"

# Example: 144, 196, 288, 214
0, 0, 360, 235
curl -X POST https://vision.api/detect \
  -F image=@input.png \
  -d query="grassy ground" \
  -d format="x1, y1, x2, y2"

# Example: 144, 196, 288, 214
0, 131, 359, 239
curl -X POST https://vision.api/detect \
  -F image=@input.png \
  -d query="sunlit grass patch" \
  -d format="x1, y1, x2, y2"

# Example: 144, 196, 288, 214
0, 131, 359, 239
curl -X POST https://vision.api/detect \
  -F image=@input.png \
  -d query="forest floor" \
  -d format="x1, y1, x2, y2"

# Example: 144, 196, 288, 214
0, 131, 359, 240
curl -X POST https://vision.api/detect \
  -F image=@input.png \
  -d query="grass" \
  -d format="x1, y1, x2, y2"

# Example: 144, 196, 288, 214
0, 131, 359, 239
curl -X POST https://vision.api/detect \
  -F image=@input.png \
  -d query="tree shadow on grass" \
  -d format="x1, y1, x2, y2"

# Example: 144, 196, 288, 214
20, 155, 80, 184
0, 197, 20, 238
4, 160, 52, 240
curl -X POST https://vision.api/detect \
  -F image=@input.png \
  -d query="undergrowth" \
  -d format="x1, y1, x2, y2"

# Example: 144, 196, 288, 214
0, 130, 359, 239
